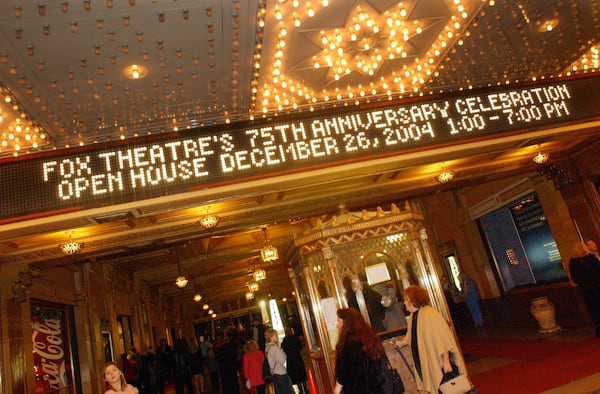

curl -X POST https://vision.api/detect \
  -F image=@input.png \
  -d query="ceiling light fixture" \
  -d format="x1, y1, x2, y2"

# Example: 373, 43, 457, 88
260, 227, 279, 263
124, 64, 147, 80
175, 275, 188, 289
436, 170, 454, 184
174, 247, 188, 289
246, 291, 255, 300
248, 281, 259, 293
253, 266, 266, 282
199, 213, 219, 229
59, 233, 83, 256
532, 152, 549, 165
190, 252, 202, 301
538, 19, 559, 33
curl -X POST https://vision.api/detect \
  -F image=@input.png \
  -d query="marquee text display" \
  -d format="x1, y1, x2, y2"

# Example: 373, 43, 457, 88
1, 76, 597, 219
42, 84, 570, 200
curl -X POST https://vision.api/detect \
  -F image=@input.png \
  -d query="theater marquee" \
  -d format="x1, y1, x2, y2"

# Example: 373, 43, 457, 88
1, 75, 599, 220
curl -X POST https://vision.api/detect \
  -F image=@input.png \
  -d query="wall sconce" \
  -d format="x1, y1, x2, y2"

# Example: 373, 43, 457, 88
59, 233, 83, 256
260, 227, 279, 263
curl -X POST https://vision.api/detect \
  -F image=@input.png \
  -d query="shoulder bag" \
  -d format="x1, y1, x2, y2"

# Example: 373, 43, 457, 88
439, 353, 471, 394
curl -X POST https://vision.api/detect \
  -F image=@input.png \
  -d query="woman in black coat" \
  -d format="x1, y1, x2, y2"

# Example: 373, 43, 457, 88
334, 308, 385, 394
281, 327, 308, 393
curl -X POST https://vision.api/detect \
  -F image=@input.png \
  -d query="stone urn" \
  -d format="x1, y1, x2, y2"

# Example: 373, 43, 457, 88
530, 296, 561, 334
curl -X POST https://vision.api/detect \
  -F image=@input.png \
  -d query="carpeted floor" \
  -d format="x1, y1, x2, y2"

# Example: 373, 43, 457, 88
461, 334, 600, 393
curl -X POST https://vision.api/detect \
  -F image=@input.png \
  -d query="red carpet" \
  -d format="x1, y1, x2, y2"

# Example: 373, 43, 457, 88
461, 336, 600, 393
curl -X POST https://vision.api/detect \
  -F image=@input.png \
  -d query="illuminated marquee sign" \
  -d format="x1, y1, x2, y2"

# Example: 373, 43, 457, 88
1, 75, 600, 220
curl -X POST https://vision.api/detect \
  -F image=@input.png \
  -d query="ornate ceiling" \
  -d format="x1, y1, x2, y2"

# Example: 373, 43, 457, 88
0, 0, 599, 320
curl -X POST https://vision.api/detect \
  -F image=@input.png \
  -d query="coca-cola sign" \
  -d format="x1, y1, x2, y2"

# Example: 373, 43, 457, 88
31, 303, 75, 394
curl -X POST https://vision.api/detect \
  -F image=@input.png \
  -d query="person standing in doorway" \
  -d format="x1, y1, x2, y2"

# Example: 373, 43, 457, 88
441, 275, 464, 333
460, 273, 484, 327
265, 328, 294, 394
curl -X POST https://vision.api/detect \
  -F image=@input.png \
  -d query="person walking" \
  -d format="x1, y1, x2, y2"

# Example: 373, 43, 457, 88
265, 328, 294, 394
333, 308, 385, 394
281, 327, 308, 394
399, 285, 468, 394
243, 339, 266, 394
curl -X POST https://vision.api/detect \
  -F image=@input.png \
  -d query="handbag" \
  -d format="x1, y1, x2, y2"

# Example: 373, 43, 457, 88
367, 353, 405, 394
439, 354, 471, 394
378, 354, 404, 394
439, 373, 471, 394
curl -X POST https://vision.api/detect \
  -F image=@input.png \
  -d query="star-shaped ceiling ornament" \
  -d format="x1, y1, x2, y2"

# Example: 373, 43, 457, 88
258, 0, 484, 115
308, 1, 444, 83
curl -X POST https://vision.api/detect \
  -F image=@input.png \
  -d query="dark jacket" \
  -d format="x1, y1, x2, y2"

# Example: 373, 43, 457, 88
281, 334, 307, 384
335, 340, 384, 394
570, 254, 600, 289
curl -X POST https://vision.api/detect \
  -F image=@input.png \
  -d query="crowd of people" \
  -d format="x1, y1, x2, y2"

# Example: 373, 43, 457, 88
101, 239, 600, 394
100, 235, 590, 394
101, 319, 309, 394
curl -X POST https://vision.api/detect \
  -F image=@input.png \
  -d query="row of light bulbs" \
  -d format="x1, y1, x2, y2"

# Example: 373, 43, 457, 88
0, 88, 49, 157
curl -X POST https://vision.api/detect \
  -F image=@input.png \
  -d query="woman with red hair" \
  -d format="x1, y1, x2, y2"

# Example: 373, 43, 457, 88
401, 285, 468, 393
334, 308, 385, 394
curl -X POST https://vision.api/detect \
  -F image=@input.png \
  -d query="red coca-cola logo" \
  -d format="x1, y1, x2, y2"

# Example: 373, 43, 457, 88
32, 317, 69, 391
